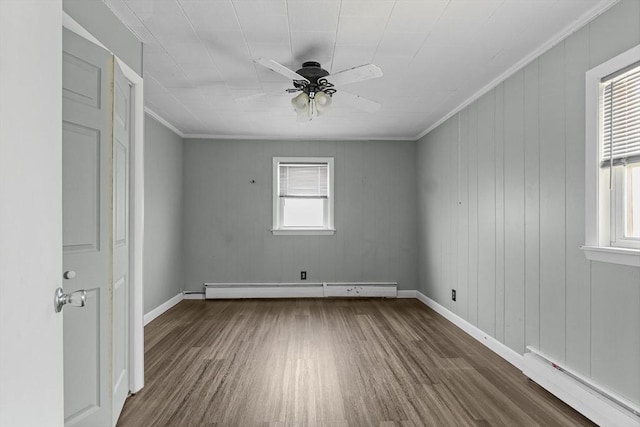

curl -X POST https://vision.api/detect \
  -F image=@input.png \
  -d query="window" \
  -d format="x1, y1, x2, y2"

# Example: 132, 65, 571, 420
584, 44, 640, 267
272, 157, 334, 235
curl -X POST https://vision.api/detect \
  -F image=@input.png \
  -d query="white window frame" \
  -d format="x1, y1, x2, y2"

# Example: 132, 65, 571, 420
583, 44, 640, 267
271, 157, 335, 236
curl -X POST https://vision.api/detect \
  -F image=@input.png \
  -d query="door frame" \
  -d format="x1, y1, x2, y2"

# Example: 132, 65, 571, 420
63, 12, 145, 394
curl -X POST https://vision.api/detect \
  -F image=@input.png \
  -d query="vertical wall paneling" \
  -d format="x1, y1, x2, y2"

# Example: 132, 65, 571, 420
144, 115, 184, 313
361, 141, 377, 280
467, 103, 480, 326
563, 26, 591, 376
523, 59, 541, 351
400, 143, 418, 289
503, 70, 526, 354
442, 118, 458, 307
590, 263, 640, 404
457, 110, 470, 319
183, 138, 417, 290
317, 143, 339, 283
343, 141, 365, 281
477, 91, 497, 337
537, 42, 566, 362
415, 0, 640, 408
495, 83, 506, 343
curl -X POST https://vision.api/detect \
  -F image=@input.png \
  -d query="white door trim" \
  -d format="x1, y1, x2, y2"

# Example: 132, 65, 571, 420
62, 12, 145, 393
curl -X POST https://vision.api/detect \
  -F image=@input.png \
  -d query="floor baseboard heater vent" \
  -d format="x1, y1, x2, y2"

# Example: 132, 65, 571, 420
523, 347, 640, 426
204, 282, 397, 299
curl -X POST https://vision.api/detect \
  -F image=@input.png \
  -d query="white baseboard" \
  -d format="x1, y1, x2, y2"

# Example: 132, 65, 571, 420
204, 282, 398, 299
523, 351, 640, 426
415, 291, 523, 369
143, 293, 183, 325
397, 290, 417, 298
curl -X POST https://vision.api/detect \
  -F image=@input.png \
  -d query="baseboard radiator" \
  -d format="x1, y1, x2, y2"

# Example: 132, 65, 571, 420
523, 347, 640, 426
204, 282, 397, 299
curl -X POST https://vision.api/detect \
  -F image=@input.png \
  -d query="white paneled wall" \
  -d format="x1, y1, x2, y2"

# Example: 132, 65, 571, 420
417, 0, 640, 407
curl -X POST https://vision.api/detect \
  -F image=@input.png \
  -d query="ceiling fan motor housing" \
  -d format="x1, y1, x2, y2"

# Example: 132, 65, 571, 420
295, 62, 335, 96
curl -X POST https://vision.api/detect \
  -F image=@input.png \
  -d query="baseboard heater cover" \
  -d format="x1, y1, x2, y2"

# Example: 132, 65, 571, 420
204, 282, 397, 299
523, 347, 640, 426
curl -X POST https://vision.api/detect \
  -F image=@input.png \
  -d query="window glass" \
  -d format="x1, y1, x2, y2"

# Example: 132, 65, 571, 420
627, 163, 640, 238
282, 198, 324, 227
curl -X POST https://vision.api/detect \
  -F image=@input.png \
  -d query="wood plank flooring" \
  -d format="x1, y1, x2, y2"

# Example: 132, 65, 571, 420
117, 299, 594, 426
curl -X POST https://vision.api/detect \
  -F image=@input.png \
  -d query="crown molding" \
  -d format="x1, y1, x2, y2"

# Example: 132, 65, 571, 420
413, 0, 620, 141
182, 133, 415, 141
144, 107, 185, 138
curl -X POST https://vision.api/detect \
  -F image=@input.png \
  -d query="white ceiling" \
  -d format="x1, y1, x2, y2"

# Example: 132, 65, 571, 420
103, 0, 611, 140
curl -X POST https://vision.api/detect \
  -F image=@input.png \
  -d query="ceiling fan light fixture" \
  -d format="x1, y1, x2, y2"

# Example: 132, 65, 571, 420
291, 92, 309, 111
291, 92, 312, 121
314, 91, 332, 116
291, 90, 333, 120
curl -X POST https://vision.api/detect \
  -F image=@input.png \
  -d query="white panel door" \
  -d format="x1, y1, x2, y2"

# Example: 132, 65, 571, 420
62, 28, 114, 427
0, 2, 64, 426
112, 60, 131, 423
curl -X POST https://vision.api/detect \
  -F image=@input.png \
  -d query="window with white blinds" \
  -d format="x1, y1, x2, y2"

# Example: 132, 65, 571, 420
600, 61, 640, 167
278, 163, 328, 198
272, 157, 335, 234
584, 45, 640, 262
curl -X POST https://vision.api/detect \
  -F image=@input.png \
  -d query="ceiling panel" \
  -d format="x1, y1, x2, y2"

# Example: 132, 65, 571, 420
376, 31, 426, 57
179, 0, 241, 32
104, 0, 610, 140
287, 1, 340, 32
385, 1, 447, 33
336, 13, 389, 45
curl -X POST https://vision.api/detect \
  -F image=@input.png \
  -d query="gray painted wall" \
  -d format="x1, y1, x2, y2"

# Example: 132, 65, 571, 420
182, 138, 417, 291
144, 115, 184, 313
416, 0, 640, 406
63, 0, 142, 76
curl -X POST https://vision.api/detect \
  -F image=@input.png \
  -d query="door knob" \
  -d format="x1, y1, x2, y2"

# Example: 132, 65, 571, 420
63, 270, 76, 279
54, 287, 87, 313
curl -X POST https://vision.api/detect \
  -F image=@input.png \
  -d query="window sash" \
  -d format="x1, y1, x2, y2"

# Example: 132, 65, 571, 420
600, 62, 640, 167
278, 163, 329, 198
279, 197, 328, 228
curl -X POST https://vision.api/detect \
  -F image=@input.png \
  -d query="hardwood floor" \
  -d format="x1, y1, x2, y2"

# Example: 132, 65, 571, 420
118, 299, 594, 426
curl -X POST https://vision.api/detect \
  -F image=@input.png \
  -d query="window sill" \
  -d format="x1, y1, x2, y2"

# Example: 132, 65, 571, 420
581, 245, 640, 267
271, 228, 335, 236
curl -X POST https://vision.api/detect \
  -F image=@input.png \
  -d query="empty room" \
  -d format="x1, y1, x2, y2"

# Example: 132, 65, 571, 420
1, 0, 639, 426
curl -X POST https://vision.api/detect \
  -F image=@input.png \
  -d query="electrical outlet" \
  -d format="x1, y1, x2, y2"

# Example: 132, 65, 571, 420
301, 271, 307, 280
452, 289, 457, 301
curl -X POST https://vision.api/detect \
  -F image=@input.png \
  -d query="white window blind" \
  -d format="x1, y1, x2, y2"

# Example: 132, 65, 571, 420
278, 163, 328, 198
601, 62, 640, 167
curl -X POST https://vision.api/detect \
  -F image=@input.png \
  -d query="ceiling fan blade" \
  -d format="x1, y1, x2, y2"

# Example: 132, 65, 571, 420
234, 92, 268, 102
234, 89, 294, 103
255, 58, 309, 83
329, 64, 383, 87
335, 90, 381, 113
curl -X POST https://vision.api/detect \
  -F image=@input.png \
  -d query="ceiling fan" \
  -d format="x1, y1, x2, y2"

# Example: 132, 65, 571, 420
251, 58, 384, 121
